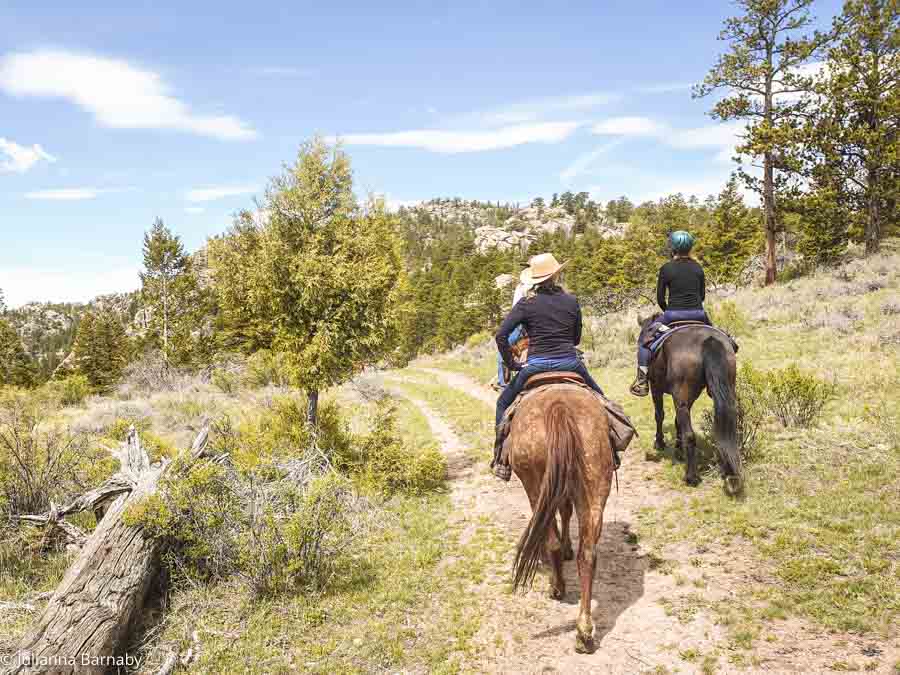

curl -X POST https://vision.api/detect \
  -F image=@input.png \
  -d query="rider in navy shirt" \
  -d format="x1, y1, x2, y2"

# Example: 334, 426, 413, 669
492, 253, 605, 480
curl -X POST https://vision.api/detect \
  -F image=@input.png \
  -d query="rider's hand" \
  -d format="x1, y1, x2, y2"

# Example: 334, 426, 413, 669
511, 360, 525, 371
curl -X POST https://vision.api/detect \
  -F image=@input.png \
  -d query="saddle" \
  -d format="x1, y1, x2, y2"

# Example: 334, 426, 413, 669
643, 321, 739, 355
497, 372, 637, 467
522, 371, 585, 390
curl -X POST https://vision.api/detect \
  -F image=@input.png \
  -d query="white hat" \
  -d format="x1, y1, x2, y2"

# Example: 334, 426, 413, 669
529, 253, 568, 283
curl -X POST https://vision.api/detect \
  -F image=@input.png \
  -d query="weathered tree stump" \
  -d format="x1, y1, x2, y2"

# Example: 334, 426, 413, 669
4, 425, 209, 674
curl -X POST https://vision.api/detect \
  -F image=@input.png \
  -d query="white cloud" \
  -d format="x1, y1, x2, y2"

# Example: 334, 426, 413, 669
185, 185, 257, 202
590, 117, 746, 163
592, 116, 666, 137
0, 138, 56, 173
0, 49, 257, 141
339, 121, 581, 154
635, 82, 693, 94
24, 187, 101, 200
460, 92, 621, 127
668, 121, 745, 150
560, 139, 626, 182
0, 263, 140, 307
184, 206, 206, 214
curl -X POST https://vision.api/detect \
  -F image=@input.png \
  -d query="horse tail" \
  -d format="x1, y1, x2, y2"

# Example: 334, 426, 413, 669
513, 400, 586, 592
702, 336, 742, 486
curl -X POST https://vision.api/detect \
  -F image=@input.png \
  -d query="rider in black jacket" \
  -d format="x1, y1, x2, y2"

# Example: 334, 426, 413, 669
492, 253, 605, 479
630, 230, 711, 396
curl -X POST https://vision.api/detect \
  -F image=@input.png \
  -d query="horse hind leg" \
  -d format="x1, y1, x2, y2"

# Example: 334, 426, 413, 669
520, 470, 566, 600
652, 389, 666, 452
559, 499, 575, 561
574, 512, 602, 654
675, 400, 699, 486
546, 522, 566, 600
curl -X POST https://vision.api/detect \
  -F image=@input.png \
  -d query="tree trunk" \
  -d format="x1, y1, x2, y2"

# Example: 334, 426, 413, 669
763, 159, 778, 286
162, 276, 169, 365
866, 183, 881, 255
306, 389, 319, 428
5, 426, 209, 674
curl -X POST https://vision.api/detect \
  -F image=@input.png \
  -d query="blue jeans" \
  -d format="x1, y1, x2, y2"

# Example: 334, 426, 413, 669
496, 324, 526, 387
496, 356, 604, 427
637, 309, 711, 368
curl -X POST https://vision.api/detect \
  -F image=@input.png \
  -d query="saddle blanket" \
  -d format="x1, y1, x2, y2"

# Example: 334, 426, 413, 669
646, 322, 737, 354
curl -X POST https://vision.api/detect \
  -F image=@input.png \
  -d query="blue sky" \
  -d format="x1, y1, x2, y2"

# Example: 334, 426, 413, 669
0, 0, 841, 306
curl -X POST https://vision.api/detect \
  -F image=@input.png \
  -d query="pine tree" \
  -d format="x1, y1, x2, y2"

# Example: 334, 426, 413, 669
211, 139, 407, 426
699, 177, 764, 283
696, 0, 826, 285
71, 310, 129, 392
141, 219, 205, 365
0, 318, 35, 387
806, 0, 899, 254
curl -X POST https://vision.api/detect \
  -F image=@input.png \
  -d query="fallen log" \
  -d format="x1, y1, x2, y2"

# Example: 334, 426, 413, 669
4, 425, 210, 675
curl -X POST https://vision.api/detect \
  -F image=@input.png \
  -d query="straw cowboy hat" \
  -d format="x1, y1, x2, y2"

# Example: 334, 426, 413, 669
528, 252, 568, 283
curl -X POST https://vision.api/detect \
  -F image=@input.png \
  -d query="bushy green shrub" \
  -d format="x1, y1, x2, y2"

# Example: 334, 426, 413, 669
124, 459, 242, 581
708, 301, 751, 336
240, 473, 359, 597
764, 364, 835, 428
350, 402, 445, 495
211, 367, 240, 394
225, 395, 352, 478
244, 349, 292, 388
702, 362, 768, 462
43, 374, 92, 407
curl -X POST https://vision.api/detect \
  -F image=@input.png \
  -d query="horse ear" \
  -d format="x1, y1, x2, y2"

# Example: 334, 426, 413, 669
636, 314, 645, 327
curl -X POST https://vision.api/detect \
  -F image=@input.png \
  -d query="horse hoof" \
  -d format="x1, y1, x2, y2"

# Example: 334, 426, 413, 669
562, 546, 574, 561
724, 475, 743, 496
685, 474, 701, 487
654, 440, 665, 452
549, 585, 565, 601
575, 632, 596, 654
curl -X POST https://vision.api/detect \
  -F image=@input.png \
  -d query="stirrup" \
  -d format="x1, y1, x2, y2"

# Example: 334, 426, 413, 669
493, 463, 512, 481
630, 378, 649, 397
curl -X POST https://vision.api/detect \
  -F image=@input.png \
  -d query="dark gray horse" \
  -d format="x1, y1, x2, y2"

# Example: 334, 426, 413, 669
640, 315, 742, 493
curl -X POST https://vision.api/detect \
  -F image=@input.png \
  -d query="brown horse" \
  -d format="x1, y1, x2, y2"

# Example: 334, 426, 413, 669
640, 315, 742, 493
505, 384, 614, 653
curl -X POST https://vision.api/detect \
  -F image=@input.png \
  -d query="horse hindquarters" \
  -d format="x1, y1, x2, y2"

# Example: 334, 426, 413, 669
512, 401, 585, 593
701, 337, 742, 490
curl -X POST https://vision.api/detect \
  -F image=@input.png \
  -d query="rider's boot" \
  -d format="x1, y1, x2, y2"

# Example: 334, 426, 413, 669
491, 425, 511, 481
629, 366, 650, 397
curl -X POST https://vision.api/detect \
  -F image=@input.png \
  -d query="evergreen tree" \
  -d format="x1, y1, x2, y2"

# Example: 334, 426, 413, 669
699, 177, 764, 283
795, 174, 853, 264
696, 0, 826, 284
0, 318, 35, 388
806, 0, 899, 254
71, 310, 129, 392
140, 219, 207, 365
211, 139, 407, 425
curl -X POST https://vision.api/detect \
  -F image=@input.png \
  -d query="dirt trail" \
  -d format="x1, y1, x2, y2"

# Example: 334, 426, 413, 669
391, 368, 897, 674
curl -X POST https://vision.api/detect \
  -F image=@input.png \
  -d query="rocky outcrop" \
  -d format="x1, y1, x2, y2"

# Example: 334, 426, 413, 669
474, 226, 535, 254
